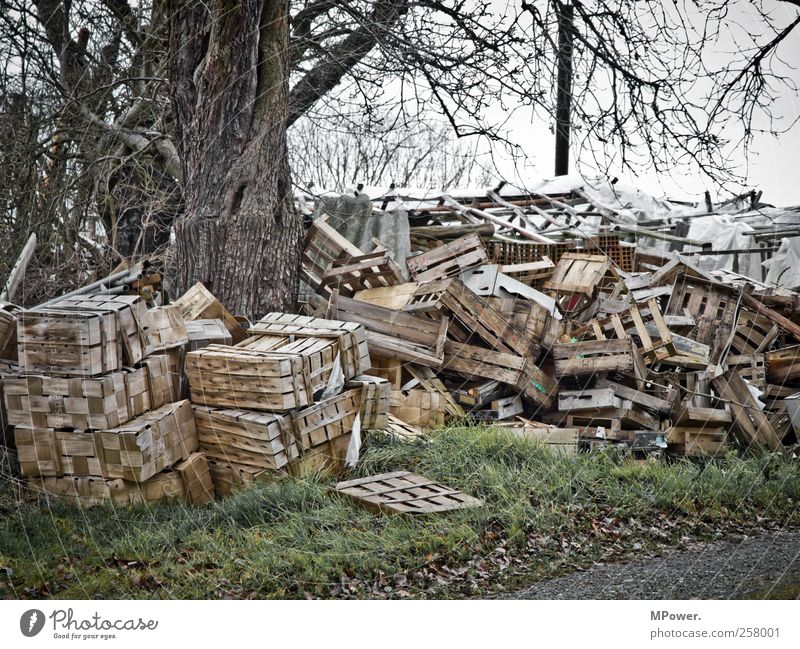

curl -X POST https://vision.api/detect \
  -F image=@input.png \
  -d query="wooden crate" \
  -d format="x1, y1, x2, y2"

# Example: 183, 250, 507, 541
174, 452, 216, 505
765, 344, 800, 384
51, 293, 152, 365
543, 252, 614, 296
147, 305, 188, 351
711, 370, 787, 457
353, 283, 419, 310
405, 364, 464, 418
302, 215, 364, 293
406, 278, 539, 358
322, 250, 405, 296
326, 292, 448, 368
193, 405, 298, 472
29, 473, 184, 507
368, 356, 405, 389
442, 341, 556, 409
665, 274, 740, 366
205, 458, 277, 497
286, 433, 351, 479
490, 240, 575, 266
553, 339, 636, 378
28, 452, 214, 507
665, 427, 727, 457
497, 258, 555, 285
568, 299, 674, 364
346, 375, 391, 430
18, 307, 120, 376
558, 388, 623, 412
249, 312, 371, 378
498, 423, 579, 454
0, 302, 20, 359
730, 309, 779, 355
95, 400, 199, 481
185, 318, 232, 351
486, 296, 563, 359
186, 345, 316, 411
290, 388, 362, 452
333, 470, 483, 515
4, 371, 130, 430
390, 389, 446, 429
727, 353, 766, 390
173, 282, 247, 344
381, 414, 426, 442
152, 346, 187, 402
407, 233, 488, 282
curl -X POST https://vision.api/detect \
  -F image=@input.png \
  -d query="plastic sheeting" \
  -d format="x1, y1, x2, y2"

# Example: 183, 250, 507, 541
683, 215, 761, 279
763, 237, 800, 290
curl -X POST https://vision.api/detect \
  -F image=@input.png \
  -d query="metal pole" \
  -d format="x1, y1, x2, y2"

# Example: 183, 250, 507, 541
554, 1, 574, 176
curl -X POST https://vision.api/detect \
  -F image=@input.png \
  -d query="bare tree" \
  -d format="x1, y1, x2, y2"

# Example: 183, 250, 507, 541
289, 109, 494, 190
1, 1, 799, 314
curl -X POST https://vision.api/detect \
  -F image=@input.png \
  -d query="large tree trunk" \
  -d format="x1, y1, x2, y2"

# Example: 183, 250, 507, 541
168, 0, 301, 319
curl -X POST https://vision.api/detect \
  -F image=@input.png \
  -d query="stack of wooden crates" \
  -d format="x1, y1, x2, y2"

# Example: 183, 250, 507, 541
5, 294, 215, 507
187, 312, 390, 496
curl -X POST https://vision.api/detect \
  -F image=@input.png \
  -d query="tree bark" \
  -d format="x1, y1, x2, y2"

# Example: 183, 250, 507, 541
168, 0, 301, 319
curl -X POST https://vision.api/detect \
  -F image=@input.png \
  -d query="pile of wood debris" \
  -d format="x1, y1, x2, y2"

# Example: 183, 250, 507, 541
1, 182, 799, 511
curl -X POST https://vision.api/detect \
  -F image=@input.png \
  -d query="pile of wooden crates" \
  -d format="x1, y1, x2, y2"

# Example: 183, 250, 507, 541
1, 284, 390, 506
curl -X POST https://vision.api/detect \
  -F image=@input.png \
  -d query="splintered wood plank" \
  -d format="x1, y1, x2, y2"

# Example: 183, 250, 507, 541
333, 471, 483, 515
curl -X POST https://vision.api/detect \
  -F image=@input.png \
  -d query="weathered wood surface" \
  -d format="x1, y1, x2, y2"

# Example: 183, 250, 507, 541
334, 470, 483, 515
407, 233, 488, 282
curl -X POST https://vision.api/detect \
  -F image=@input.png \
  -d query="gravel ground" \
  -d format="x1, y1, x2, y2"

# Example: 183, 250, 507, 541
508, 529, 800, 599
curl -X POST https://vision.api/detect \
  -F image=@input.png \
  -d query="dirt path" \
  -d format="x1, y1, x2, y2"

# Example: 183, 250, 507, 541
507, 529, 800, 599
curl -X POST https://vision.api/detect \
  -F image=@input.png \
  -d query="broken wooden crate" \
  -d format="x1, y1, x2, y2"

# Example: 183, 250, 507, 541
333, 471, 483, 515
321, 249, 405, 296
406, 233, 488, 282
173, 282, 247, 344
405, 277, 540, 358
442, 341, 556, 408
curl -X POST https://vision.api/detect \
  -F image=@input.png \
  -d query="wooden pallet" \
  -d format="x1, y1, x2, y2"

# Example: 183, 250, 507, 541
186, 344, 317, 411
568, 299, 674, 364
665, 274, 740, 365
333, 470, 483, 515
322, 250, 405, 296
407, 233, 488, 282
405, 278, 539, 358
249, 312, 371, 378
173, 282, 247, 344
442, 341, 556, 408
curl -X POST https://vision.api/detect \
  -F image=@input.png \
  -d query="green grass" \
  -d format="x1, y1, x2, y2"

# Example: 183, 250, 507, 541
1, 426, 799, 599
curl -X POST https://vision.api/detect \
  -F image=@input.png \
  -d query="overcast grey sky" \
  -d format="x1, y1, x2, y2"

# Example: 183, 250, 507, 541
484, 1, 800, 207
